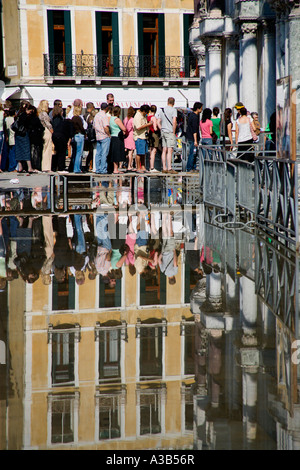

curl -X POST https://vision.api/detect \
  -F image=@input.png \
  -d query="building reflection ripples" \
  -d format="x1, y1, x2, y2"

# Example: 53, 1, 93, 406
0, 175, 299, 450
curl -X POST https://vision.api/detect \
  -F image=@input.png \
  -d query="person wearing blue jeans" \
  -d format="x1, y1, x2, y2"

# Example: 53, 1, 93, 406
73, 133, 85, 173
74, 214, 86, 254
95, 137, 110, 174
185, 102, 202, 172
95, 214, 112, 251
71, 107, 86, 173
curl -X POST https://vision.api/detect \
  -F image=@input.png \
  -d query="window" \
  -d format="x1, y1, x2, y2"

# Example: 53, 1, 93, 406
136, 319, 167, 380
95, 321, 127, 383
95, 12, 119, 76
95, 386, 126, 440
99, 274, 121, 308
181, 318, 196, 376
140, 269, 166, 306
47, 10, 72, 76
137, 13, 165, 77
48, 323, 80, 386
183, 14, 199, 78
136, 384, 166, 436
48, 392, 79, 445
181, 383, 195, 432
52, 270, 75, 311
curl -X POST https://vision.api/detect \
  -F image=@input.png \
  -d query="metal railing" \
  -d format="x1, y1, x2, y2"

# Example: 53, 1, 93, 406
43, 53, 199, 80
189, 140, 299, 249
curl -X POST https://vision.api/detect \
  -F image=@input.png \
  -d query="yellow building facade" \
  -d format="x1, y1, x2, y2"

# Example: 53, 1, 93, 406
3, 248, 197, 450
2, 0, 200, 108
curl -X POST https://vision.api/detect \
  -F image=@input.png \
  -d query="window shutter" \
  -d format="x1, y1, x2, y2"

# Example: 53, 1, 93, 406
47, 10, 55, 75
183, 14, 192, 76
111, 12, 119, 76
158, 14, 165, 76
137, 13, 144, 76
95, 12, 102, 75
64, 10, 72, 76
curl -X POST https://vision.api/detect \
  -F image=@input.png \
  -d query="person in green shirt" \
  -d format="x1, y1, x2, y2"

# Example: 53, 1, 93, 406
212, 107, 221, 144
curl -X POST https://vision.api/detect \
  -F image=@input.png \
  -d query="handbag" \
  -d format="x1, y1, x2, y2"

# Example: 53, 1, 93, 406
11, 117, 27, 137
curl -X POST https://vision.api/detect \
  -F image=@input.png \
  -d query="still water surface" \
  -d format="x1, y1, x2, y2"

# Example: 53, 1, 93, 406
0, 174, 298, 450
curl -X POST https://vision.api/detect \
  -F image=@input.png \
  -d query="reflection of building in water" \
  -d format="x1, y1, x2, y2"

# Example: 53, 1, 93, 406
0, 212, 199, 449
191, 223, 300, 450
2, 204, 300, 449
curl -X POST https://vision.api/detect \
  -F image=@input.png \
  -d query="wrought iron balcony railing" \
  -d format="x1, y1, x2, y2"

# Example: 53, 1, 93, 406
43, 54, 199, 80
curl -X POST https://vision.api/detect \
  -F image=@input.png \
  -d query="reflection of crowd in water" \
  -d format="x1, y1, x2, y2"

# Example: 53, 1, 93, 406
0, 201, 216, 292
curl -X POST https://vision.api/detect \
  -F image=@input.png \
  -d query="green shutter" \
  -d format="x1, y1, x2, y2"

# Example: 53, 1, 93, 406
64, 10, 72, 76
183, 14, 192, 76
160, 272, 166, 305
52, 277, 58, 311
112, 12, 119, 76
68, 276, 75, 310
158, 14, 165, 77
47, 10, 55, 75
137, 13, 144, 76
95, 11, 103, 75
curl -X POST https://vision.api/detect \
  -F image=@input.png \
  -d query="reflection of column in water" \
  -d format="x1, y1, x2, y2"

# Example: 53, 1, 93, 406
206, 271, 222, 303
240, 276, 257, 336
243, 370, 258, 443
208, 330, 223, 408
240, 275, 258, 444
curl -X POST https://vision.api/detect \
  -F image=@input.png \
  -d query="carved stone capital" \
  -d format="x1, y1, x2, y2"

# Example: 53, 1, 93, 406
268, 0, 300, 16
240, 22, 258, 36
202, 37, 223, 52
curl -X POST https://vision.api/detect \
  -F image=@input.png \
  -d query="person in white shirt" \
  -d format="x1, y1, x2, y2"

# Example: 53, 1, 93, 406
5, 108, 17, 171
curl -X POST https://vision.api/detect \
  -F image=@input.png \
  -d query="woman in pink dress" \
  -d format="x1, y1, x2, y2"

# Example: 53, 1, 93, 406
123, 106, 136, 171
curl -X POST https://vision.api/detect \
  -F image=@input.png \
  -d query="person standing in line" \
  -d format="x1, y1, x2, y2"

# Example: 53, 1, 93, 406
251, 112, 261, 138
224, 108, 233, 150
49, 99, 63, 119
147, 104, 160, 173
51, 104, 73, 173
93, 102, 111, 174
212, 107, 221, 144
4, 108, 17, 172
123, 106, 136, 171
14, 101, 36, 173
84, 103, 97, 172
37, 100, 53, 173
106, 93, 114, 106
109, 105, 127, 174
199, 108, 213, 146
156, 97, 178, 174
71, 104, 86, 173
235, 106, 254, 162
133, 104, 152, 173
27, 104, 45, 172
186, 101, 203, 172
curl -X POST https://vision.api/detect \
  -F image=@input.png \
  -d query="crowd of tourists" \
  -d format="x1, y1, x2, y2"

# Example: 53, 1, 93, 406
185, 101, 276, 170
0, 92, 276, 175
0, 93, 182, 175
0, 202, 211, 291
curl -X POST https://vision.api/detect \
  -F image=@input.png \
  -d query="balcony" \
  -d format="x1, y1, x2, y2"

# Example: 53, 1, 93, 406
43, 54, 199, 85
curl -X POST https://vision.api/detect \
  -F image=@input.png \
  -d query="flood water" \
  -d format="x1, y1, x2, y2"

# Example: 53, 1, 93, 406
0, 173, 299, 451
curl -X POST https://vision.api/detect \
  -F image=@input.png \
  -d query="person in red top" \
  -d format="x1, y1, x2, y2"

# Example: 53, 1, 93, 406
199, 108, 213, 145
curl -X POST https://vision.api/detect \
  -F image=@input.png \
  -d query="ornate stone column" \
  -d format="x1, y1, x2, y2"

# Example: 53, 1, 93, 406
225, 34, 239, 109
261, 19, 277, 126
239, 22, 259, 112
203, 37, 222, 109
